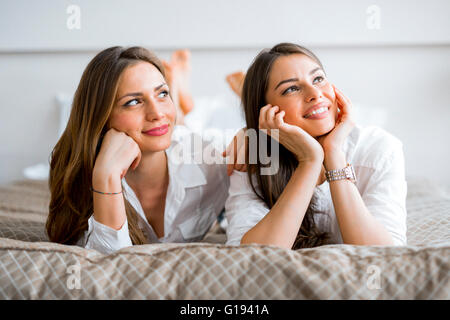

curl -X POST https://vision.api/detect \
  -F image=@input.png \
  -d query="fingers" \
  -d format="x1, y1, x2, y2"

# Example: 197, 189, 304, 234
331, 85, 355, 135
132, 148, 142, 170
224, 136, 238, 176
229, 134, 249, 176
226, 142, 247, 176
223, 132, 239, 175
333, 85, 352, 110
227, 163, 234, 176
227, 163, 247, 176
223, 135, 237, 158
332, 85, 354, 125
222, 127, 246, 157
258, 104, 272, 129
275, 110, 286, 127
333, 85, 344, 107
128, 139, 141, 171
223, 127, 248, 176
259, 104, 285, 130
234, 163, 247, 172
266, 105, 279, 127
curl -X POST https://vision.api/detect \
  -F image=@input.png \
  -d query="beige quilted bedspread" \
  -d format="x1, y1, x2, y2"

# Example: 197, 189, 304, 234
0, 178, 449, 299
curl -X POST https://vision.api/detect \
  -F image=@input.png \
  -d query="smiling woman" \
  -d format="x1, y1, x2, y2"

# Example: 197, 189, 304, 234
108, 62, 176, 156
265, 53, 338, 138
224, 42, 408, 250
45, 46, 230, 254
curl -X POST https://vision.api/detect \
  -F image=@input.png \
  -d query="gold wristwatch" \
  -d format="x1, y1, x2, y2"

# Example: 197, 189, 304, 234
325, 163, 357, 184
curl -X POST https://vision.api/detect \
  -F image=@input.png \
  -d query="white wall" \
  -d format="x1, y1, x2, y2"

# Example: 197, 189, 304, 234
1, 0, 449, 187
2, 0, 449, 50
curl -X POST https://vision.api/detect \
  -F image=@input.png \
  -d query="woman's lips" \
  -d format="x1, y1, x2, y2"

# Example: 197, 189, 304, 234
143, 124, 169, 136
304, 107, 330, 120
303, 102, 331, 120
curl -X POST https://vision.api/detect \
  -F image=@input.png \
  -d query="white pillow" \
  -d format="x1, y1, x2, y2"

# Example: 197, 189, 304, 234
23, 93, 73, 180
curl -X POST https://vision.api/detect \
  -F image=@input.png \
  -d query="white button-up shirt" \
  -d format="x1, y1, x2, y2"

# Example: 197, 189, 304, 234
225, 125, 408, 246
78, 125, 230, 254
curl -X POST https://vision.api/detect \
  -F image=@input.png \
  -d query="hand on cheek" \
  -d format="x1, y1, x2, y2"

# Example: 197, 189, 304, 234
317, 84, 355, 156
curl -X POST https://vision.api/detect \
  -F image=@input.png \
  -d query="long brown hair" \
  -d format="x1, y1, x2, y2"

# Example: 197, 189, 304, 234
46, 46, 165, 245
242, 42, 329, 249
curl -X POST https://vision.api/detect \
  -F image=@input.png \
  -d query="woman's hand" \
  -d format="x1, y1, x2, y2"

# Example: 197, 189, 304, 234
317, 85, 355, 157
91, 128, 140, 230
93, 128, 142, 185
259, 104, 324, 164
222, 127, 248, 176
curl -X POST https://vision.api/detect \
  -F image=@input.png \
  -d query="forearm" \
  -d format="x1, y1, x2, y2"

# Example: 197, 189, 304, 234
241, 161, 322, 249
92, 171, 127, 230
325, 151, 394, 245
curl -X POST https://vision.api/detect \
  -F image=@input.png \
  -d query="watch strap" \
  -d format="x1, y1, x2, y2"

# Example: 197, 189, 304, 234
325, 163, 357, 183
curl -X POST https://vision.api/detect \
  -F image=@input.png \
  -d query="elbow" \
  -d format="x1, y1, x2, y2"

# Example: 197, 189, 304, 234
239, 231, 251, 245
344, 234, 398, 246
240, 230, 262, 245
240, 230, 292, 249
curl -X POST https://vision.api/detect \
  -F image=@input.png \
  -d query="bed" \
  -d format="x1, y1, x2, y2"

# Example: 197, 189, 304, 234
0, 175, 449, 299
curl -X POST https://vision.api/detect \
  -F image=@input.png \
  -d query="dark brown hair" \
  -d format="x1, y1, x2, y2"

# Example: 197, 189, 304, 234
242, 42, 329, 249
46, 46, 165, 245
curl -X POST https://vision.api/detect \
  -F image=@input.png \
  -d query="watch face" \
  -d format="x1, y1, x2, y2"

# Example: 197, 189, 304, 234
326, 165, 357, 183
346, 165, 356, 182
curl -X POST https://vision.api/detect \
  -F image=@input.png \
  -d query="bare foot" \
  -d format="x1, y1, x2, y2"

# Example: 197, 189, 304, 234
171, 49, 194, 115
226, 71, 245, 98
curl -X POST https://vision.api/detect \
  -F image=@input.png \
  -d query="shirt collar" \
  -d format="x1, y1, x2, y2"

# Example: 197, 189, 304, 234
121, 138, 207, 198
121, 146, 207, 238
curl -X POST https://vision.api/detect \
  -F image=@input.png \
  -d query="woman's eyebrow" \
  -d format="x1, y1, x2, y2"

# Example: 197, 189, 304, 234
116, 82, 167, 101
117, 92, 143, 101
274, 67, 323, 90
309, 67, 322, 75
274, 78, 298, 90
154, 82, 167, 91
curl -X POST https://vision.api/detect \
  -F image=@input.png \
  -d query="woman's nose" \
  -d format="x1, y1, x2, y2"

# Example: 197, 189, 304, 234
145, 101, 165, 121
304, 85, 322, 102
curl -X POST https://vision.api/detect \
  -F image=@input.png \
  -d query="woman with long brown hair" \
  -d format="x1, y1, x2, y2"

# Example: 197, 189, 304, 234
225, 43, 407, 249
46, 46, 230, 254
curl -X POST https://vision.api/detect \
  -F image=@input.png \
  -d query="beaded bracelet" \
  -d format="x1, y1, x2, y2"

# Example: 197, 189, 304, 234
90, 187, 123, 195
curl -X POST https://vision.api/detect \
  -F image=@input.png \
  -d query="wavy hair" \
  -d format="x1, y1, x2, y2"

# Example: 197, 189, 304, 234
242, 43, 329, 249
46, 46, 165, 245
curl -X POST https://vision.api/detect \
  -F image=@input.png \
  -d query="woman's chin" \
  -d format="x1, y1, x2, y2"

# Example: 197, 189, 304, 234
307, 121, 335, 138
139, 138, 172, 153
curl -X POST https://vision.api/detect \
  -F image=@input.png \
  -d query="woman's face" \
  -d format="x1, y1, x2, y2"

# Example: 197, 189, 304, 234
108, 61, 176, 153
265, 53, 338, 138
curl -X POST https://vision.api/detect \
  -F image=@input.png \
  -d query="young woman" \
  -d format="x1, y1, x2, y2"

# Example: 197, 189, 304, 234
46, 46, 230, 254
224, 43, 407, 249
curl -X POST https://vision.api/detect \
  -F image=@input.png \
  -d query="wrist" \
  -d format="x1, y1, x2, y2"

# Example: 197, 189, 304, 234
296, 159, 323, 171
295, 148, 324, 164
92, 169, 121, 191
323, 150, 346, 171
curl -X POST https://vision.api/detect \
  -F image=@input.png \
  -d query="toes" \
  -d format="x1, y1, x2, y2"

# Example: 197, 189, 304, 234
172, 49, 191, 68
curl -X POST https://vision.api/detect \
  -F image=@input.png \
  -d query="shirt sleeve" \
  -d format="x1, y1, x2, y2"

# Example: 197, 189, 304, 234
82, 215, 133, 254
225, 171, 270, 245
356, 135, 408, 246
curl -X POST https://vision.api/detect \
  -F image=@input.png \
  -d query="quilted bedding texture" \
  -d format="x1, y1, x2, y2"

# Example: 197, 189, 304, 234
0, 178, 449, 299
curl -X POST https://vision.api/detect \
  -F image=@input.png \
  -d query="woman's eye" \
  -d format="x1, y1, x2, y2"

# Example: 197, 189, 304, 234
158, 90, 169, 98
313, 76, 325, 84
124, 98, 140, 106
282, 86, 299, 95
